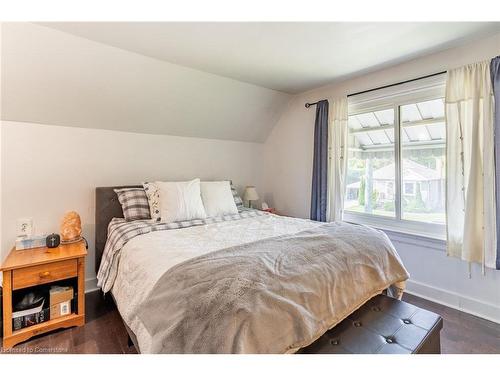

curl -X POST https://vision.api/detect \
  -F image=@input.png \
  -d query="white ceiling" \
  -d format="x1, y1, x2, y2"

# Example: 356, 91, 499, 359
40, 22, 500, 94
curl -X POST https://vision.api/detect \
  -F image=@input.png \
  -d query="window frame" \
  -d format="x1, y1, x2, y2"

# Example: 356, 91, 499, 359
343, 74, 446, 240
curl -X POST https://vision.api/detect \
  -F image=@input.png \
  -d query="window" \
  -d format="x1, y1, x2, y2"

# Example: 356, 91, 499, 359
404, 182, 415, 195
343, 75, 446, 239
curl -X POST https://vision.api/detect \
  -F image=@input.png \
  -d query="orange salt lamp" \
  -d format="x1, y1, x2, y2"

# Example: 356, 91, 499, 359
60, 211, 82, 243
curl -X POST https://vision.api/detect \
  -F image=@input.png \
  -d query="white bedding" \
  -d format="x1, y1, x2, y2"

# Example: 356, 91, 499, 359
111, 213, 322, 353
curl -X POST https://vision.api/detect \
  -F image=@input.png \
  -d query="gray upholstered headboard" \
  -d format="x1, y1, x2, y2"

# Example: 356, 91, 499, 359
95, 185, 141, 274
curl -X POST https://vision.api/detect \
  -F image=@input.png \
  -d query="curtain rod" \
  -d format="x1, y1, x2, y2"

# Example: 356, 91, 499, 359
305, 101, 320, 108
304, 70, 447, 108
347, 71, 447, 98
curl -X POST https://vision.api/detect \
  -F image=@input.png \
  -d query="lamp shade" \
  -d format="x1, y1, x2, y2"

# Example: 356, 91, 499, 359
243, 186, 259, 201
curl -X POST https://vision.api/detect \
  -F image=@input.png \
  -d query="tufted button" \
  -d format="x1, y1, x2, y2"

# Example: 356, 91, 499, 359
386, 337, 394, 344
372, 306, 381, 312
330, 338, 340, 346
353, 321, 362, 328
403, 319, 411, 324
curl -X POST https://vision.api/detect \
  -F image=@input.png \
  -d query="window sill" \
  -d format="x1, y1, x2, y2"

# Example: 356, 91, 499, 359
381, 228, 446, 252
342, 212, 446, 252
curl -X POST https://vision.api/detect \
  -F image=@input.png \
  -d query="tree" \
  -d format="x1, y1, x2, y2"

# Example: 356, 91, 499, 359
358, 177, 366, 206
414, 183, 425, 210
371, 189, 378, 207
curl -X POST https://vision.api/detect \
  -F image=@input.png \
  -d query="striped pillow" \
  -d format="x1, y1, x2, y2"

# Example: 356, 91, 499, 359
114, 188, 151, 221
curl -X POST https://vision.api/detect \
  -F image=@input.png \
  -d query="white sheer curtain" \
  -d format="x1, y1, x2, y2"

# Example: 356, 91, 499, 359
327, 97, 348, 222
446, 61, 496, 270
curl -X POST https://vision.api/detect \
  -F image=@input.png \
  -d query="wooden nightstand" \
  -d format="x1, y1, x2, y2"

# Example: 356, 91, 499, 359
1, 240, 87, 348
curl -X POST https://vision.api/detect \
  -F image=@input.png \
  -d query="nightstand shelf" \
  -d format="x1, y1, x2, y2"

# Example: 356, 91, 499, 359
6, 313, 84, 347
1, 240, 87, 348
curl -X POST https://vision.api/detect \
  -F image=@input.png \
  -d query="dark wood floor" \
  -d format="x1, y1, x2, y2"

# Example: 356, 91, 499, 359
1, 292, 137, 354
402, 294, 500, 354
1, 291, 499, 354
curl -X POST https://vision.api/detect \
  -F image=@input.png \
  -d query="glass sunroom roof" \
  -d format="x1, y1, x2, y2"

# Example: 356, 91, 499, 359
348, 98, 445, 150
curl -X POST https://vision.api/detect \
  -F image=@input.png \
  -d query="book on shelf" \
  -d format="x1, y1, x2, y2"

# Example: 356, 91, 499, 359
12, 298, 50, 331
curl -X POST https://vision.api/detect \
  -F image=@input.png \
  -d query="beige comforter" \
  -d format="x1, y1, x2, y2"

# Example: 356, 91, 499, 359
136, 221, 409, 353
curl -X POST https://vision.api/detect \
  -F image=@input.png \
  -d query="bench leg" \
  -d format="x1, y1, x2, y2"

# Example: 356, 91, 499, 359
416, 332, 441, 354
127, 335, 134, 348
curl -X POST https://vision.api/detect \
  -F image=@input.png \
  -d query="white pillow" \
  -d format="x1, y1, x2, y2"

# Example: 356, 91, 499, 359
156, 179, 207, 223
200, 181, 239, 217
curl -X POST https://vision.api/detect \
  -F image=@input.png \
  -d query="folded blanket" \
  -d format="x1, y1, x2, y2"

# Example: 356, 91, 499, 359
137, 221, 409, 353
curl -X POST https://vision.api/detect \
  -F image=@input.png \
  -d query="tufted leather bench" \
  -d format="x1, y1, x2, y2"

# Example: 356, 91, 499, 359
299, 294, 443, 354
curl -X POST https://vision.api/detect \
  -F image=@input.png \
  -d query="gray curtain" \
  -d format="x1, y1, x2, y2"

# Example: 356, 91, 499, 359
310, 100, 329, 221
492, 56, 500, 269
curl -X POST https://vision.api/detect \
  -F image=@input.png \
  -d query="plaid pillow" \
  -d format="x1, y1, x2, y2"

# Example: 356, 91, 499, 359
230, 184, 244, 209
114, 188, 151, 221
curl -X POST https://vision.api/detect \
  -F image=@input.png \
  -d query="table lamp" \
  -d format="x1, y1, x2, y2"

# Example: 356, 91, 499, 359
243, 186, 259, 209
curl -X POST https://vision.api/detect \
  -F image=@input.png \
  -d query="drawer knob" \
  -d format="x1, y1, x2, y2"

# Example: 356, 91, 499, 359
39, 271, 51, 278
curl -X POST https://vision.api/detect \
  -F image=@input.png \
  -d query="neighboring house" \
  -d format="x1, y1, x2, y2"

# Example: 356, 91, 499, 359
346, 159, 445, 210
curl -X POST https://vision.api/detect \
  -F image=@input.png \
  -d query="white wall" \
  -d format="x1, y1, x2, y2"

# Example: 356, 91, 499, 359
396, 238, 500, 323
0, 22, 276, 289
1, 121, 264, 289
261, 32, 500, 322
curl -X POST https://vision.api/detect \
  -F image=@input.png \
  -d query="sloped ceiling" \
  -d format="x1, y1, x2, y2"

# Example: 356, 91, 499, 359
3, 22, 500, 143
39, 22, 500, 93
1, 23, 291, 143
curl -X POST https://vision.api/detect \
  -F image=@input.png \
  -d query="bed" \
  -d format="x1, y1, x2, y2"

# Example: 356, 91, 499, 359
95, 185, 409, 354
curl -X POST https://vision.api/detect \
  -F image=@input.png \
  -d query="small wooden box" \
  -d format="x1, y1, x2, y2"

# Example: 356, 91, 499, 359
50, 300, 72, 319
50, 286, 74, 306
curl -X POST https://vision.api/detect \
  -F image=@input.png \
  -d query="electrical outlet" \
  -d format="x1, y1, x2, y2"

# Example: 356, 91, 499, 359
17, 218, 33, 237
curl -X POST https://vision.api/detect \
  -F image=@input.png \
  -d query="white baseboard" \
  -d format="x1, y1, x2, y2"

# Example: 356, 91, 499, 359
405, 279, 500, 324
85, 277, 99, 293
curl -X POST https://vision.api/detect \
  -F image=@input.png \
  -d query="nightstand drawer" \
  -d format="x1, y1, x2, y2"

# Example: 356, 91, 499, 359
12, 259, 78, 290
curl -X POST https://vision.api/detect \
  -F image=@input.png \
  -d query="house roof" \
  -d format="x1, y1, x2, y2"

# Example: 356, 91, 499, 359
346, 159, 442, 189
373, 159, 442, 181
